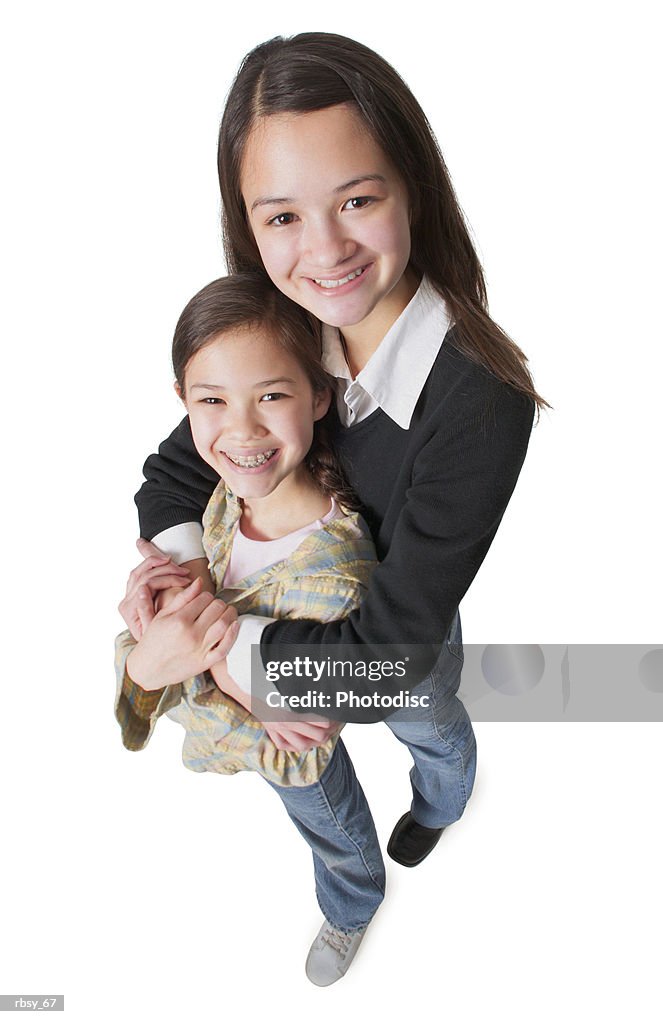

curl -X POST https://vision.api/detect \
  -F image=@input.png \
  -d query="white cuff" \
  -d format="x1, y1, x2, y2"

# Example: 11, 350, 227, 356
151, 522, 205, 564
226, 615, 275, 695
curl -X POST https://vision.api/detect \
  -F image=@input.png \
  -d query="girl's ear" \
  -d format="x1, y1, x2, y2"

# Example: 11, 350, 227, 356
174, 380, 186, 405
313, 386, 332, 422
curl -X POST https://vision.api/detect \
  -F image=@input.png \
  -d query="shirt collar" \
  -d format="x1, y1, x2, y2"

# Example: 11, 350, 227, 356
321, 276, 452, 429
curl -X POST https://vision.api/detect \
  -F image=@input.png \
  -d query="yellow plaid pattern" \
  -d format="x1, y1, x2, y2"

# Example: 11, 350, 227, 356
115, 483, 376, 785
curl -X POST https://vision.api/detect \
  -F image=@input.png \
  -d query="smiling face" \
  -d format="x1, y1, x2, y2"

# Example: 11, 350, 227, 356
181, 325, 330, 506
241, 104, 417, 347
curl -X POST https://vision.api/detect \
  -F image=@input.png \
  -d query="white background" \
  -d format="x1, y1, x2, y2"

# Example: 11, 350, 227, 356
1, 1, 661, 1021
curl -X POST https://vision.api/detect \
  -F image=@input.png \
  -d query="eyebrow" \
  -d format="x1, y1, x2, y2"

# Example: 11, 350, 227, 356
189, 377, 297, 391
334, 174, 386, 194
250, 174, 387, 213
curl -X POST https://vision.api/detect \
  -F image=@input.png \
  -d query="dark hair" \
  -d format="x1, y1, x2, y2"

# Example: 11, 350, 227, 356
173, 271, 361, 509
218, 32, 547, 412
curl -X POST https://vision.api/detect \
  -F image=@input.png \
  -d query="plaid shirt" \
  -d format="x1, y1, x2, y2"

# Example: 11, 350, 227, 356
115, 483, 376, 786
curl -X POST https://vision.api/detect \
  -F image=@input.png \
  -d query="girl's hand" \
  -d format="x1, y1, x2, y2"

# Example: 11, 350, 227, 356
119, 539, 191, 640
262, 718, 340, 753
126, 577, 239, 690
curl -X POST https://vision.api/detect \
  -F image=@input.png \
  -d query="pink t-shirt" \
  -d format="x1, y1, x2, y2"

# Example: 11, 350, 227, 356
223, 498, 341, 587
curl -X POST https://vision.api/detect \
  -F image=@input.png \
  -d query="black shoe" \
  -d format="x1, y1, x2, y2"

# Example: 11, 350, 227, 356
387, 812, 445, 867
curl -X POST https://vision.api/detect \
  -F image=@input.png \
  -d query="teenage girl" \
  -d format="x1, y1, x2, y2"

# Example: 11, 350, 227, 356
125, 28, 544, 964
117, 272, 384, 986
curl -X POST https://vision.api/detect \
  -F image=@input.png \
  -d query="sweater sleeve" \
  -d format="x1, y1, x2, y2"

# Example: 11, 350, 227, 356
134, 416, 220, 540
261, 382, 535, 722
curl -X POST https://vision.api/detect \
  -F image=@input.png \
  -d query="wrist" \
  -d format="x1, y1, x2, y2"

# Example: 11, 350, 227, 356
126, 647, 162, 692
210, 662, 252, 713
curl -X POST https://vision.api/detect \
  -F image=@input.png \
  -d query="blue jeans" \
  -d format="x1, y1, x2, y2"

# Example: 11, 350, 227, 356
268, 737, 386, 933
387, 612, 477, 828
269, 613, 476, 931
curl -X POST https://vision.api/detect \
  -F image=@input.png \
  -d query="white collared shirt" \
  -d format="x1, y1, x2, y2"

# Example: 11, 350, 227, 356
321, 275, 452, 429
151, 277, 452, 694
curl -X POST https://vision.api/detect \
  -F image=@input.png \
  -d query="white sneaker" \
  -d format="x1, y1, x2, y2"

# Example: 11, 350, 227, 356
305, 919, 367, 987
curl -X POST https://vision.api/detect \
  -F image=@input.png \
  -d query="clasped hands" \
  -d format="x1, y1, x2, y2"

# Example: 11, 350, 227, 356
118, 539, 339, 753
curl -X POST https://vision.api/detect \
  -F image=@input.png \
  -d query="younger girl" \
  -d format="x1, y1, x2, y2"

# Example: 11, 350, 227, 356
115, 272, 384, 986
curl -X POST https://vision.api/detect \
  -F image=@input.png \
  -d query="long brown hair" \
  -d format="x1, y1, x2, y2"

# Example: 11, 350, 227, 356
173, 272, 361, 509
218, 32, 547, 411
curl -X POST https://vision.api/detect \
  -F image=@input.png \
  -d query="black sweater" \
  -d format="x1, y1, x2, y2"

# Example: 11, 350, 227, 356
136, 332, 535, 722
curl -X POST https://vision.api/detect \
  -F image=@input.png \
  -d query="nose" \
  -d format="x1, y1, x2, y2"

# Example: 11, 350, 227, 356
302, 214, 356, 272
223, 403, 268, 443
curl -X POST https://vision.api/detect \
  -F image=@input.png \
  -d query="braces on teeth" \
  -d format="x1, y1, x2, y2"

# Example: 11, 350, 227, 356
225, 449, 276, 467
